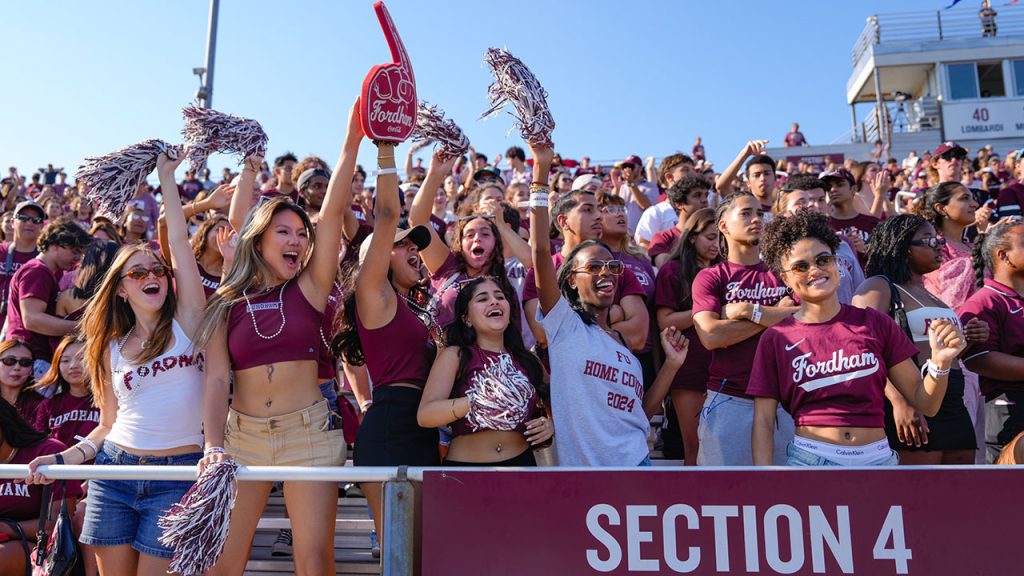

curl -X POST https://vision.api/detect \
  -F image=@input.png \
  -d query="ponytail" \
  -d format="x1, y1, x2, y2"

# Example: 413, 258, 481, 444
972, 233, 989, 289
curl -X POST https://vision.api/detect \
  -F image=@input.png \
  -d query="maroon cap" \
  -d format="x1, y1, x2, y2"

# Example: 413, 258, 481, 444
933, 141, 966, 157
819, 168, 854, 186
621, 155, 642, 168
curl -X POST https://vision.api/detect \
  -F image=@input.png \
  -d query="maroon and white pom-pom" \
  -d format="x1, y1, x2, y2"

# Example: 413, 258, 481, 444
182, 105, 268, 171
158, 459, 239, 575
75, 139, 179, 219
466, 353, 535, 432
412, 101, 470, 162
480, 47, 555, 147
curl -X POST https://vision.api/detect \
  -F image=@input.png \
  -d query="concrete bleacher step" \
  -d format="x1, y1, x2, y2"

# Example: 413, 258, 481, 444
244, 495, 380, 576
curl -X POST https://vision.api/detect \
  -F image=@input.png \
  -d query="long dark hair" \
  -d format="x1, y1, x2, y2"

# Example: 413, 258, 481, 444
555, 240, 613, 326
0, 339, 37, 410
0, 394, 47, 448
667, 208, 719, 304
445, 277, 547, 401
864, 214, 927, 284
34, 335, 87, 398
449, 214, 510, 284
972, 221, 1024, 288
71, 239, 119, 300
914, 182, 967, 228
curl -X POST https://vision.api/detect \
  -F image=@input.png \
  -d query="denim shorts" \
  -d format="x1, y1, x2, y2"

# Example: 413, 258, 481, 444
79, 443, 200, 558
697, 392, 794, 466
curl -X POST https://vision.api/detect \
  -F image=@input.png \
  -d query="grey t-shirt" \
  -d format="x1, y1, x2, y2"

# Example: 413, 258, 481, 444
538, 297, 650, 466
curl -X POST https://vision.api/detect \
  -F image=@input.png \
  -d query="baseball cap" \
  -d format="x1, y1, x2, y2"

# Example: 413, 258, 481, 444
472, 166, 504, 184
296, 168, 329, 191
621, 155, 642, 168
819, 168, 855, 186
357, 225, 431, 266
933, 142, 966, 157
14, 200, 44, 218
571, 174, 602, 192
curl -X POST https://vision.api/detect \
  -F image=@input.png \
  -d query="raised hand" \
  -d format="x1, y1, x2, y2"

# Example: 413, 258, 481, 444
660, 326, 690, 367
205, 183, 235, 212
928, 318, 966, 367
745, 140, 769, 157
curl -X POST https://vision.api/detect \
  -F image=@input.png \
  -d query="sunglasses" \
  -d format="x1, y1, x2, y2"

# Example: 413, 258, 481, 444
0, 356, 33, 368
121, 265, 171, 281
16, 214, 43, 225
910, 236, 947, 249
782, 253, 836, 275
940, 150, 967, 162
600, 205, 627, 214
572, 259, 624, 276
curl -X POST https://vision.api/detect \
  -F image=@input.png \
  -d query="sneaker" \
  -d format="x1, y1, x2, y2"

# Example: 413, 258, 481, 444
271, 528, 293, 557
370, 530, 380, 559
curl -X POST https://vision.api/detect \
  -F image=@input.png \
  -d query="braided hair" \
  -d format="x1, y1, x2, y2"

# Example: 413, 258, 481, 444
555, 240, 614, 327
714, 191, 756, 258
972, 221, 1024, 288
864, 214, 927, 284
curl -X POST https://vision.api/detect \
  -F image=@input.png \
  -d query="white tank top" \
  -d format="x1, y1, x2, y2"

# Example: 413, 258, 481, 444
104, 319, 205, 451
895, 285, 963, 343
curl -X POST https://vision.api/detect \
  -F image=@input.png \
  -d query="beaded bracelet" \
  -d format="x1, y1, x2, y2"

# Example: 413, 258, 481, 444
74, 435, 98, 457
204, 446, 226, 456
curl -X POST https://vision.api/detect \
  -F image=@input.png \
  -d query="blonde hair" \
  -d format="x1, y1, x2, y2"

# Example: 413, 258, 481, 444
196, 197, 314, 347
82, 244, 177, 405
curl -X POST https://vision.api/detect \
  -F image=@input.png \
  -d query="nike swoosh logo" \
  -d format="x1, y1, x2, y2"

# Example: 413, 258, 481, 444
785, 338, 806, 351
1012, 307, 1023, 315
799, 364, 880, 392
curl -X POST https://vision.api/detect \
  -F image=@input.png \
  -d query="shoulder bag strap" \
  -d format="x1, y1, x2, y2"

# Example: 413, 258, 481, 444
34, 454, 61, 565
0, 518, 31, 576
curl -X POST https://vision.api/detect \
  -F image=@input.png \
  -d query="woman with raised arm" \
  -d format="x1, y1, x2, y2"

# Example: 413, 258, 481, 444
528, 142, 689, 467
408, 152, 531, 328
852, 215, 983, 465
417, 276, 553, 465
197, 106, 360, 575
750, 212, 965, 466
331, 133, 440, 545
26, 151, 207, 574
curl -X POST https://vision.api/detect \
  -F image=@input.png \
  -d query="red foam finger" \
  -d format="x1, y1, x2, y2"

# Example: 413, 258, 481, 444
360, 2, 417, 143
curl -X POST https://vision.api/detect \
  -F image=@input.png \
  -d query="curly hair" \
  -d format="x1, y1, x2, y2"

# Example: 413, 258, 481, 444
760, 211, 840, 274
972, 221, 1024, 288
864, 214, 927, 284
555, 240, 614, 326
666, 174, 710, 208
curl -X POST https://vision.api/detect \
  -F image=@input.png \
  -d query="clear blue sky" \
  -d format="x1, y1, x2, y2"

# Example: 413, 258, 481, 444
0, 0, 977, 182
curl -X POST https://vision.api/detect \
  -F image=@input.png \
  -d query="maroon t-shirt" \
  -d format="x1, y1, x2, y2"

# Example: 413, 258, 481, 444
648, 228, 681, 262
36, 392, 99, 450
616, 251, 655, 354
654, 260, 712, 392
0, 243, 39, 315
0, 438, 82, 521
521, 253, 645, 304
691, 260, 790, 398
958, 279, 1024, 397
6, 258, 62, 359
747, 305, 918, 427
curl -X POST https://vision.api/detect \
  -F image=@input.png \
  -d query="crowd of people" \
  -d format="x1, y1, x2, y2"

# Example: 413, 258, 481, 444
0, 116, 1023, 573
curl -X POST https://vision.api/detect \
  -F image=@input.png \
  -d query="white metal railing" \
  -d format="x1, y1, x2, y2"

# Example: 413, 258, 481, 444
0, 464, 402, 482
852, 9, 1024, 67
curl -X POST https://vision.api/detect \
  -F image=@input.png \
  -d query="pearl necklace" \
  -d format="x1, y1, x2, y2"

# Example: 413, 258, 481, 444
242, 280, 289, 340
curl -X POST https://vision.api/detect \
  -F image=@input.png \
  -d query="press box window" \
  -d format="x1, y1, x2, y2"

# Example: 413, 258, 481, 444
947, 62, 1006, 100
1014, 60, 1024, 97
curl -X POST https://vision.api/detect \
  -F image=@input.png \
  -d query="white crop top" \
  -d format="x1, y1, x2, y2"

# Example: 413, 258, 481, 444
895, 285, 963, 343
104, 319, 205, 451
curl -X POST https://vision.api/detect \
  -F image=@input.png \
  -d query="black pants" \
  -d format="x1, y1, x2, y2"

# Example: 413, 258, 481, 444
993, 390, 1024, 447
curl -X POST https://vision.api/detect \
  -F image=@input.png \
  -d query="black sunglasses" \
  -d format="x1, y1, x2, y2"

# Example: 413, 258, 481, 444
782, 253, 836, 275
16, 214, 43, 225
910, 236, 946, 249
940, 150, 967, 162
0, 356, 33, 367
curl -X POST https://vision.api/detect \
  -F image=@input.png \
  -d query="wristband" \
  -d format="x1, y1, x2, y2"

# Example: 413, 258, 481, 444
922, 360, 951, 379
204, 447, 225, 456
751, 303, 763, 324
377, 167, 398, 176
360, 400, 374, 412
75, 436, 98, 457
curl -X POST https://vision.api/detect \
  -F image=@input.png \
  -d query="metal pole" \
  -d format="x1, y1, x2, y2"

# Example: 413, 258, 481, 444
936, 10, 944, 41
873, 68, 887, 151
850, 104, 859, 143
200, 0, 220, 109
382, 466, 416, 576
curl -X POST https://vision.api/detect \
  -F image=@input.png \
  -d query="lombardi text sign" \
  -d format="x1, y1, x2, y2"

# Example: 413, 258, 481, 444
421, 468, 1021, 575
943, 99, 1024, 140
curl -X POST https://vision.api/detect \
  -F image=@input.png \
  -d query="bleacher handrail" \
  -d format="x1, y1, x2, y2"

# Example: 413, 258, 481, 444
0, 464, 404, 482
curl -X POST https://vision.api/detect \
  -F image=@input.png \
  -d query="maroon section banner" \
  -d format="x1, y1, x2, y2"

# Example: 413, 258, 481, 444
421, 468, 1021, 575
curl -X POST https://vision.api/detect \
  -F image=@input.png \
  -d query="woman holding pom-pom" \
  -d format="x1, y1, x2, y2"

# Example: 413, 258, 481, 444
26, 150, 207, 574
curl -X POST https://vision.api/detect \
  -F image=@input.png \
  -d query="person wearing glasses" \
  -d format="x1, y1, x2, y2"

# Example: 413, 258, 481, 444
25, 150, 206, 573
408, 152, 532, 330
853, 215, 986, 465
750, 211, 965, 466
0, 339, 43, 424
5, 218, 90, 378
691, 192, 798, 466
0, 201, 46, 334
528, 142, 689, 467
